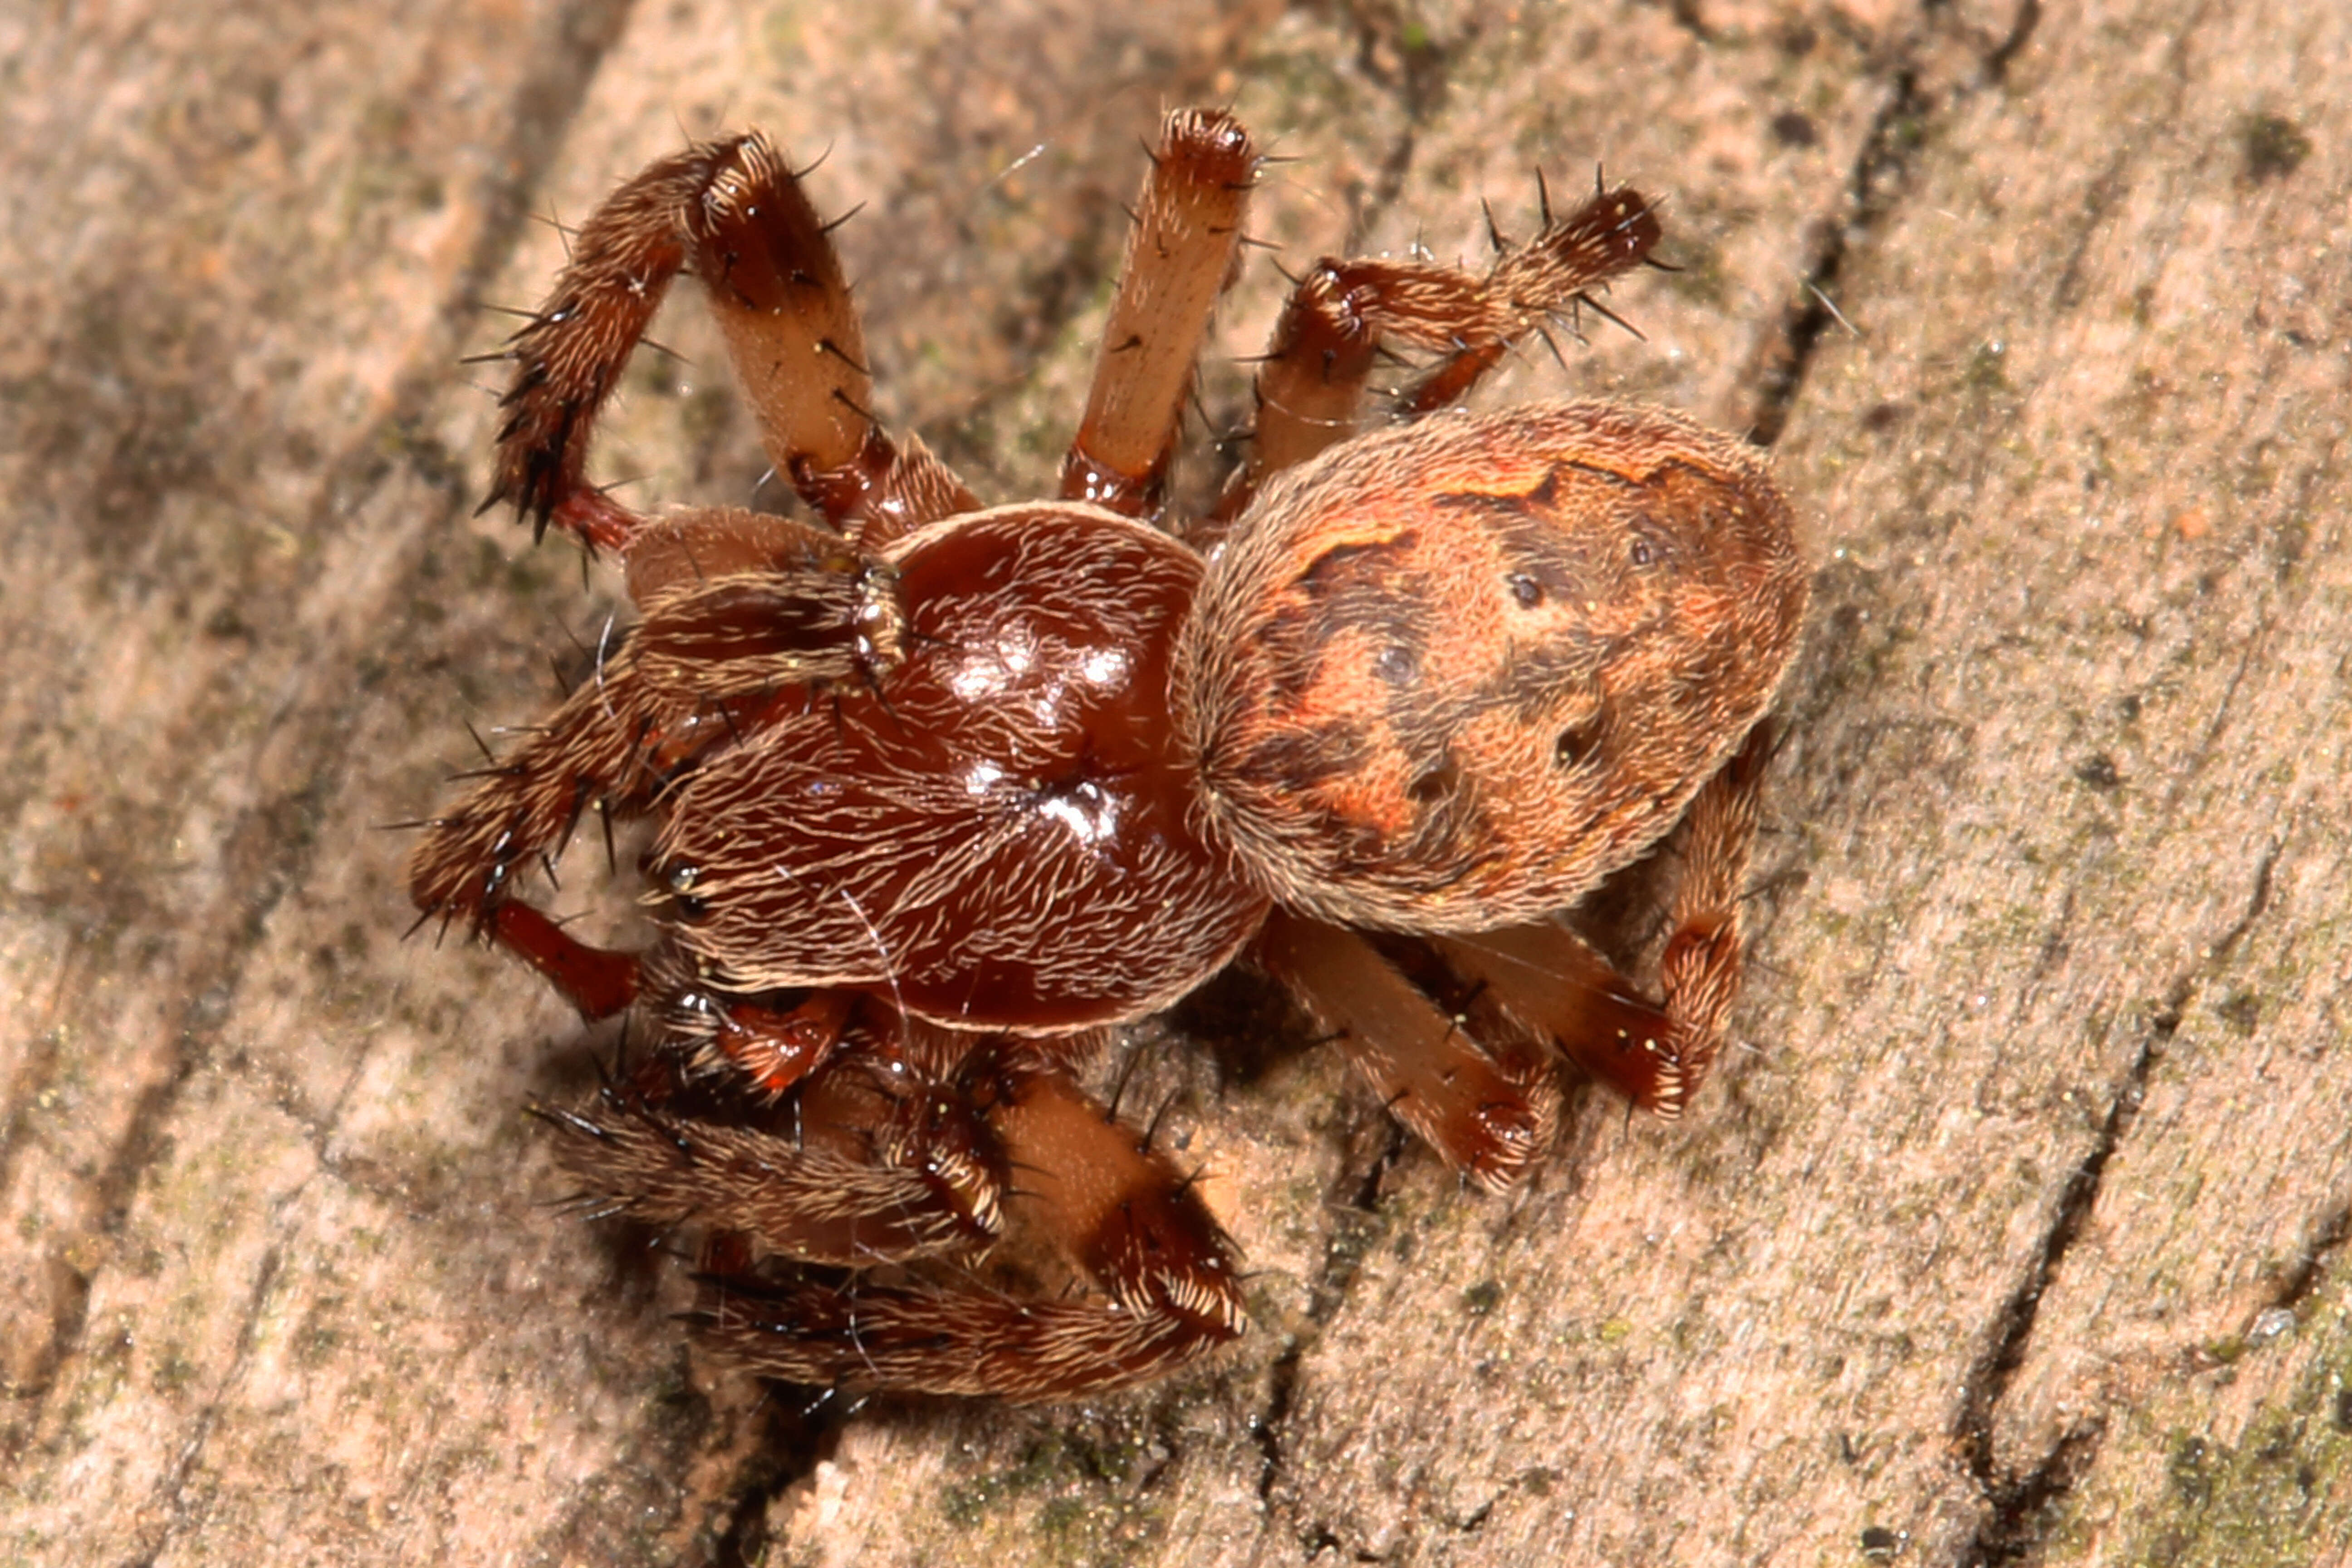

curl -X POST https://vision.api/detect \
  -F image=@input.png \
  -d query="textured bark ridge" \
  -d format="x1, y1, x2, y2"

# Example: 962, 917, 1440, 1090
3, 1, 2347, 1565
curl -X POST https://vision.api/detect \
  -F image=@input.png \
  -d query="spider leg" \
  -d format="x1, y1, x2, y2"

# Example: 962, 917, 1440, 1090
1058, 108, 1259, 519
407, 505, 911, 980
406, 647, 669, 941
1429, 720, 1779, 1119
541, 1002, 1004, 1265
484, 134, 976, 554
624, 509, 906, 701
686, 135, 978, 549
1653, 716, 1777, 1103
690, 1043, 1246, 1399
1252, 913, 1558, 1191
1216, 181, 1661, 520
490, 901, 642, 1020
484, 142, 731, 547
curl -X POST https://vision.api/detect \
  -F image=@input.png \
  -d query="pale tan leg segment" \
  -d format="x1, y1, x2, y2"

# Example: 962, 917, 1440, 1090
683, 136, 978, 548
1058, 108, 1259, 519
1254, 912, 1559, 1191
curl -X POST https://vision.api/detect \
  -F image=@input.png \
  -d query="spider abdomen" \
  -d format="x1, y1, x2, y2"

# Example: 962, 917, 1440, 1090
1179, 401, 1806, 931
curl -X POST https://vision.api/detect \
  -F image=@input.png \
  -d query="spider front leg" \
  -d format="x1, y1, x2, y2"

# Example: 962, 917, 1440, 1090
1432, 720, 1780, 1118
1218, 174, 1661, 519
690, 1037, 1246, 1400
1058, 107, 1259, 519
403, 643, 673, 1014
485, 132, 976, 553
482, 142, 733, 547
405, 506, 906, 1014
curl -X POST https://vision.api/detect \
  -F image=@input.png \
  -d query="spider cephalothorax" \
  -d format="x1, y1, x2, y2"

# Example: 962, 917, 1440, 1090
408, 108, 1805, 1399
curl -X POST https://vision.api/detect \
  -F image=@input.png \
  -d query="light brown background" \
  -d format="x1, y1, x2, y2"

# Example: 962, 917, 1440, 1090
4, 1, 2348, 1564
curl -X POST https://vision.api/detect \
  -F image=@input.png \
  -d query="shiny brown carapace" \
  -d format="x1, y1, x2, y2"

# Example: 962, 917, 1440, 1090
407, 108, 1807, 1401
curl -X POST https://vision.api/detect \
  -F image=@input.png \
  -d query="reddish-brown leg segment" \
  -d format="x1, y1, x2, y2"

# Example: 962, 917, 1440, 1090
691, 1044, 1245, 1399
490, 902, 641, 1020
482, 133, 975, 553
540, 1004, 1005, 1266
405, 505, 905, 955
483, 142, 735, 544
1058, 108, 1258, 519
1431, 720, 1779, 1119
1218, 176, 1661, 520
1253, 912, 1558, 1191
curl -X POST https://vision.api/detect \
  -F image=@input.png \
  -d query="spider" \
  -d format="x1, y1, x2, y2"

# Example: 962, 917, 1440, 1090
407, 108, 1807, 1401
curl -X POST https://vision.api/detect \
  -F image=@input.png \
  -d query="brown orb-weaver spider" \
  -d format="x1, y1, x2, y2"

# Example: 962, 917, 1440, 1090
408, 108, 1807, 1400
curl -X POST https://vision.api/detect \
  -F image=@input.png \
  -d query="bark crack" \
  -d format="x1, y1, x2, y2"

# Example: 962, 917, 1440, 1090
1254, 1121, 1406, 1530
703, 1403, 835, 1568
1953, 839, 2279, 1565
2266, 1200, 2352, 1319
122, 1247, 284, 1568
1739, 0, 2043, 446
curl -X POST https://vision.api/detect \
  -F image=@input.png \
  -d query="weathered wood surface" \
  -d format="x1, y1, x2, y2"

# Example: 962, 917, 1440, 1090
4, 1, 2347, 1564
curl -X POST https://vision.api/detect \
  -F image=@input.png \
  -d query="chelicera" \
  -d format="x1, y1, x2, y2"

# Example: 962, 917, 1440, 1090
408, 108, 1807, 1400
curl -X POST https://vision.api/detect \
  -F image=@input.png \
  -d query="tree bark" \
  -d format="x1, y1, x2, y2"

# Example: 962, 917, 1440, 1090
4, 0, 2346, 1564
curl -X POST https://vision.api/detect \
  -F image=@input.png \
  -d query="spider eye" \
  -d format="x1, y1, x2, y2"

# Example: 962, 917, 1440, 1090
664, 862, 708, 919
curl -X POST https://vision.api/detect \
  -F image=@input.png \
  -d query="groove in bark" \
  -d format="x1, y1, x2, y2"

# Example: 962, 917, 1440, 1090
1956, 843, 2281, 1565
1740, 0, 2044, 446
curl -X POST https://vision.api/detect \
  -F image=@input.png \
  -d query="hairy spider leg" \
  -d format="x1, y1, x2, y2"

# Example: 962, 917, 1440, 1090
483, 133, 975, 554
1428, 720, 1779, 1118
691, 1042, 1245, 1399
484, 142, 733, 547
404, 514, 896, 981
1058, 107, 1259, 519
1216, 181, 1662, 521
407, 647, 673, 935
684, 134, 978, 549
540, 1004, 1007, 1264
1252, 912, 1559, 1191
1654, 716, 1776, 1102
